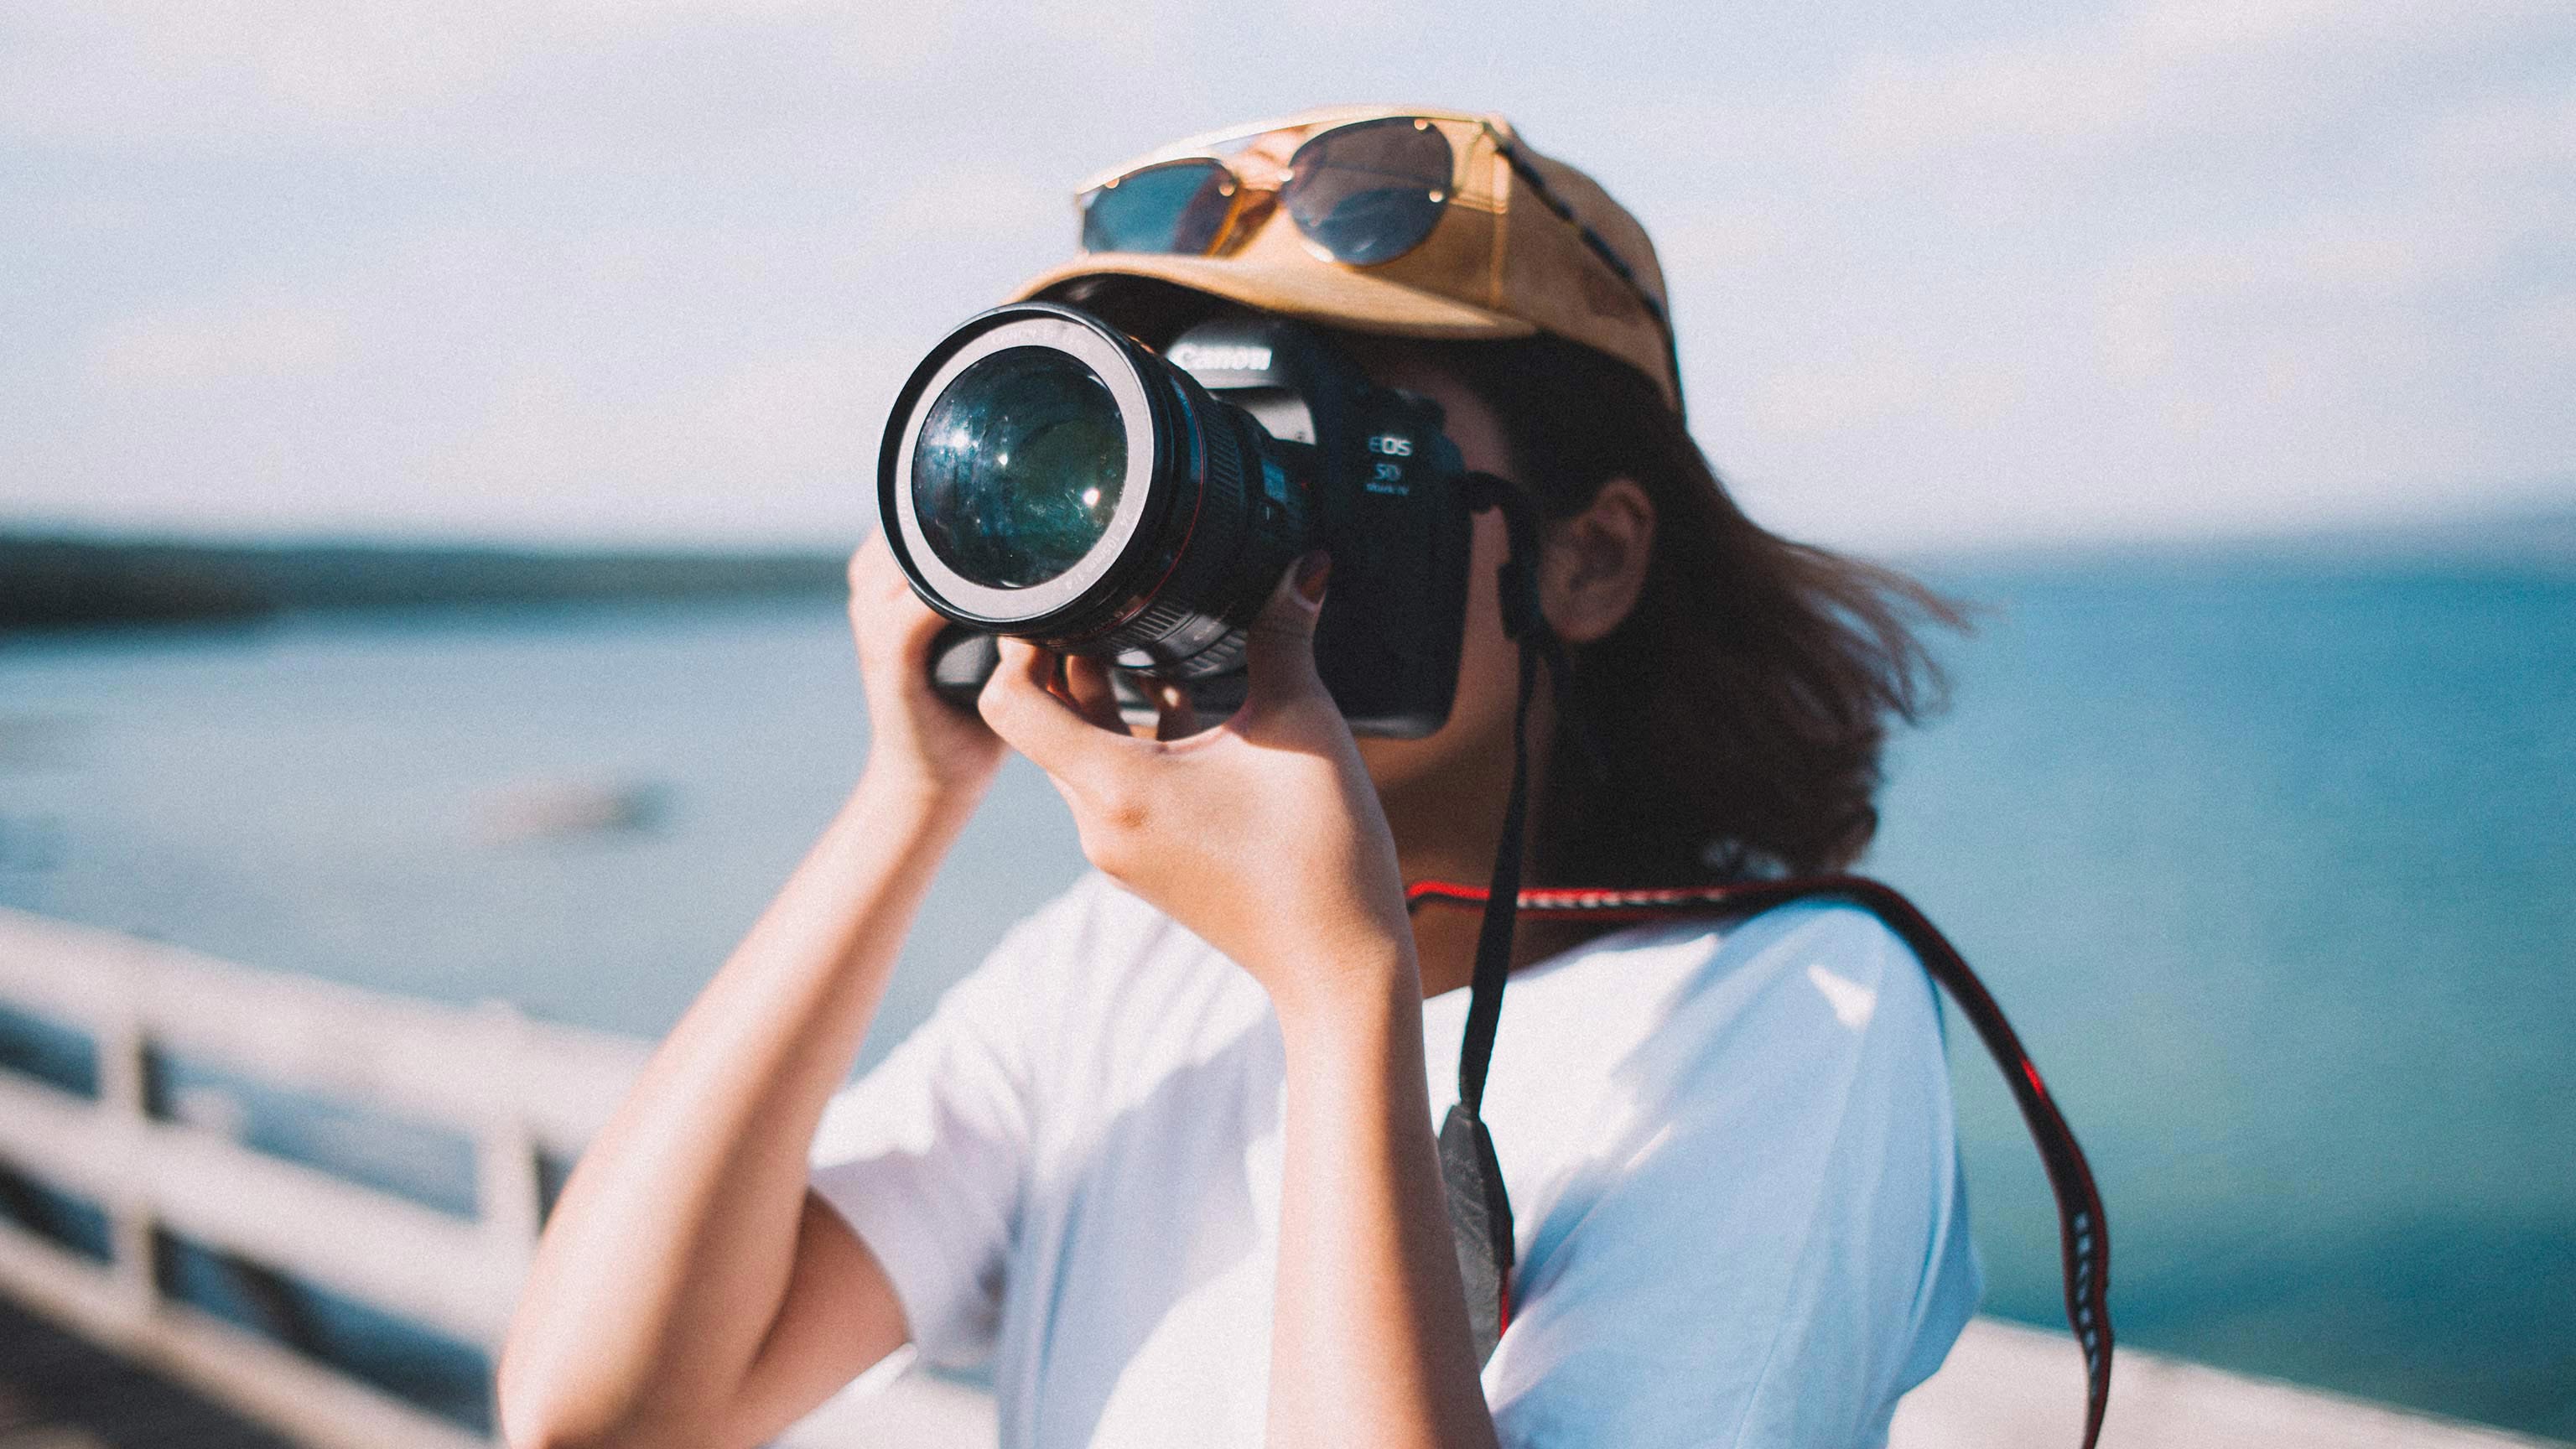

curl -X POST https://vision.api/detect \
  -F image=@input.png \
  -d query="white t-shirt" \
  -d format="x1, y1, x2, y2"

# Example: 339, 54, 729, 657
809, 872, 1981, 1448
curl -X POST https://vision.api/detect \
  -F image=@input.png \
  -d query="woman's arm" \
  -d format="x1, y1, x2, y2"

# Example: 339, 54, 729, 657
496, 536, 1005, 1449
1266, 947, 1499, 1448
977, 556, 1499, 1449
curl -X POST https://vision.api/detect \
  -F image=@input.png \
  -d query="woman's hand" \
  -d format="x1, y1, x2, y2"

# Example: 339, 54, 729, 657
987, 556, 1494, 1447
978, 554, 1415, 1019
847, 530, 1006, 808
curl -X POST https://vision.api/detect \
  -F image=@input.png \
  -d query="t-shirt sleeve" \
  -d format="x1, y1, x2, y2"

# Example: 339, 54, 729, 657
807, 883, 1082, 1369
1483, 903, 1983, 1449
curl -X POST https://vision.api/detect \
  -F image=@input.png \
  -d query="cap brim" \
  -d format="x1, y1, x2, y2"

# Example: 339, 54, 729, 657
1010, 254, 1539, 342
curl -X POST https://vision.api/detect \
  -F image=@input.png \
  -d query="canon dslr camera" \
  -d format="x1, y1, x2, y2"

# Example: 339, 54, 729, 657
879, 302, 1477, 736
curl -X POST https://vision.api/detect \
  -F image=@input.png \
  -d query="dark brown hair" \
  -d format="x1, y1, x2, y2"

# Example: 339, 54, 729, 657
1049, 277, 1961, 885
1426, 333, 1964, 887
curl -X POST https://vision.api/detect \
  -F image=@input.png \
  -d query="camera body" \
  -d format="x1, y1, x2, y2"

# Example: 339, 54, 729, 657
885, 304, 1473, 738
1162, 314, 1472, 735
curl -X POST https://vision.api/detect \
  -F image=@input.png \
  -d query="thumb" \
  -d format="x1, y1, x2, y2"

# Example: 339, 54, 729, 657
1241, 551, 1331, 704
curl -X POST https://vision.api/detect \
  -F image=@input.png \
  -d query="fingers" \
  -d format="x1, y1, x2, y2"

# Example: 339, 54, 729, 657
1149, 678, 1201, 742
848, 529, 953, 668
979, 639, 1148, 785
1062, 656, 1129, 734
844, 529, 889, 595
1240, 552, 1331, 711
846, 530, 911, 615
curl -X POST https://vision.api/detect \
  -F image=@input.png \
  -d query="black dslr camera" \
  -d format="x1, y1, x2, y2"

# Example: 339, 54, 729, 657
879, 302, 1475, 736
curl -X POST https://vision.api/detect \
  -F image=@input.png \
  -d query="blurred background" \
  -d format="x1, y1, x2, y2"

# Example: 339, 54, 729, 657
3, 0, 2570, 1445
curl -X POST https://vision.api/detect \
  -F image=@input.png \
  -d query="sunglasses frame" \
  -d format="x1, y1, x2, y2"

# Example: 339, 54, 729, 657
1079, 114, 1483, 267
1073, 109, 1677, 396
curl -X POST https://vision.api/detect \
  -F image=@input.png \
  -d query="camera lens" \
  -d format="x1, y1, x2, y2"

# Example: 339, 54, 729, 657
880, 303, 1308, 678
910, 346, 1126, 589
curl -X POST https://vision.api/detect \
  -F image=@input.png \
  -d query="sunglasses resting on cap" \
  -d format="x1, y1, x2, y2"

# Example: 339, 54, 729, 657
1010, 105, 1686, 415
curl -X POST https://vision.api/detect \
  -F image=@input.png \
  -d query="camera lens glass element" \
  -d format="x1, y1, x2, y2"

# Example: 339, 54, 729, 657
908, 345, 1128, 589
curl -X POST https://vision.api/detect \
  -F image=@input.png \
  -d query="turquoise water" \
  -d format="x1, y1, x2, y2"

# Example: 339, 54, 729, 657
3, 559, 2570, 1437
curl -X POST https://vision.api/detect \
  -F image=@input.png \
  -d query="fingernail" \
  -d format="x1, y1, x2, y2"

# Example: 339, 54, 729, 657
1294, 551, 1331, 606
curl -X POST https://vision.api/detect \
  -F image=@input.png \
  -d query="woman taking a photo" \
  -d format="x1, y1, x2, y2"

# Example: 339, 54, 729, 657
498, 106, 1979, 1449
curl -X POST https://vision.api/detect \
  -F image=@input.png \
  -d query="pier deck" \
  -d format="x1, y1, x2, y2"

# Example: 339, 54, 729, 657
0, 1293, 290, 1449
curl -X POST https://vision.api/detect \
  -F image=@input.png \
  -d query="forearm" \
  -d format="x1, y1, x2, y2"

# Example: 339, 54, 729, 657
1267, 949, 1501, 1449
499, 764, 969, 1446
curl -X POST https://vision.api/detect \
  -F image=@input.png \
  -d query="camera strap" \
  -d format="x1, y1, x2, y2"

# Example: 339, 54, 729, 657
1426, 475, 2111, 1449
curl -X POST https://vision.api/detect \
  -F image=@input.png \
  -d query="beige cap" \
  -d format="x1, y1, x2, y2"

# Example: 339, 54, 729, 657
1010, 105, 1681, 411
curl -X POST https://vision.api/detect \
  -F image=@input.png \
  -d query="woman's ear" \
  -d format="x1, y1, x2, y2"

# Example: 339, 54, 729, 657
1540, 478, 1657, 645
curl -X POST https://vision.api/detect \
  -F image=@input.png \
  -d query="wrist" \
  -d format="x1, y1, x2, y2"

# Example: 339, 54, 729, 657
850, 756, 984, 838
1270, 938, 1422, 1057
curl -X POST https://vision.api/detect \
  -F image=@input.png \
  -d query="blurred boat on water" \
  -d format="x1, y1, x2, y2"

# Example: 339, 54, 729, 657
470, 779, 669, 846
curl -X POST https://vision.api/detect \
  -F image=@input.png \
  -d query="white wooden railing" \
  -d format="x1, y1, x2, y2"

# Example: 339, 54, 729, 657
0, 906, 2555, 1449
0, 905, 623, 1447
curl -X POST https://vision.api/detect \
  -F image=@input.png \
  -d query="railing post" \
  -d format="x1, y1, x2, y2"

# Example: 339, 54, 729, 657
97, 969, 158, 1332
470, 997, 543, 1346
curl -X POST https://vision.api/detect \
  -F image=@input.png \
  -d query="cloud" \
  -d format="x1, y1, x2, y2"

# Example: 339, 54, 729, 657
81, 299, 351, 389
423, 338, 911, 538
1833, 0, 2567, 169
0, 0, 969, 145
2414, 85, 2576, 177
3, 0, 2572, 548
1648, 0, 2576, 550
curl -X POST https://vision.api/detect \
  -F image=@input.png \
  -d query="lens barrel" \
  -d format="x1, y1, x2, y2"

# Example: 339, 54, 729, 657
880, 303, 1310, 678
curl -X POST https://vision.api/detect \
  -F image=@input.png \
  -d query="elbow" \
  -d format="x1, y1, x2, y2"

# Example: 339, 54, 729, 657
495, 1394, 650, 1449
496, 1398, 587, 1449
494, 1358, 593, 1449
496, 1364, 720, 1449
495, 1342, 649, 1449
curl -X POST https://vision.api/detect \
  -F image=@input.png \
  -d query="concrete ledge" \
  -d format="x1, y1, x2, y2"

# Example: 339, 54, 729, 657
781, 1318, 2569, 1449
1892, 1317, 2563, 1449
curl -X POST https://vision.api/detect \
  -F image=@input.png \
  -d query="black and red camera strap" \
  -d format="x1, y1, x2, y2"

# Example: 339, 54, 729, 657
1419, 475, 2111, 1448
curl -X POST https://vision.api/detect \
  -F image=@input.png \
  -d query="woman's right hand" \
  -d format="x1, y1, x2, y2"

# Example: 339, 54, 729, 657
848, 529, 1006, 806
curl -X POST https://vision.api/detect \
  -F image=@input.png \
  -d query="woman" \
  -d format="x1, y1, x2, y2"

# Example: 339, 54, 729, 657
498, 106, 1976, 1449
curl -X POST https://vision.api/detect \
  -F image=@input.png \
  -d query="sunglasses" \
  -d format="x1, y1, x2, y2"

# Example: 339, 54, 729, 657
1077, 112, 1674, 347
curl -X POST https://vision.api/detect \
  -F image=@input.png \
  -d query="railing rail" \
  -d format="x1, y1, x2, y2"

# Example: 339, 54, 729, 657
0, 906, 655, 1448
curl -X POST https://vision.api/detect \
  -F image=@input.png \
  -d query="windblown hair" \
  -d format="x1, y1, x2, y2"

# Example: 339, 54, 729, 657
1434, 333, 1963, 886
1049, 276, 1961, 886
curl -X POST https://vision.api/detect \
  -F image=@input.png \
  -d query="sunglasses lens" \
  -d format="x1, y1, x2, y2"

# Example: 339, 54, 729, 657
1081, 159, 1236, 255
1283, 118, 1454, 266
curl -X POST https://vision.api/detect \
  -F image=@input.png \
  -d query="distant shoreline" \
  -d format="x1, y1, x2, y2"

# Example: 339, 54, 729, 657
7, 506, 2570, 633
0, 535, 848, 631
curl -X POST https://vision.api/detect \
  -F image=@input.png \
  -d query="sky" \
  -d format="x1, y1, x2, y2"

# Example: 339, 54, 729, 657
3, 0, 2571, 554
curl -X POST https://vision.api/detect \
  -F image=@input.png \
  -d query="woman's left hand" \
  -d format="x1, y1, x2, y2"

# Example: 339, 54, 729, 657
978, 554, 1416, 1019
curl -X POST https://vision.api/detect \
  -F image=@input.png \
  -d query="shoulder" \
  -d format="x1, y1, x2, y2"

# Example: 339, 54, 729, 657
1476, 897, 1955, 1261
1720, 896, 1943, 1041
1474, 898, 1941, 1132
1722, 896, 1929, 990
1484, 897, 1977, 1443
1543, 897, 1941, 1076
1685, 897, 1955, 1156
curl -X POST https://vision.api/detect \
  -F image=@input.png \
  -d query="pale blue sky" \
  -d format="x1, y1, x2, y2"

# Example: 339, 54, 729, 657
4, 0, 2570, 552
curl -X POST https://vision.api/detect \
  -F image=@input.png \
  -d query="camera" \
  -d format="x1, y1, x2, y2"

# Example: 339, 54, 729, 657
878, 302, 1474, 737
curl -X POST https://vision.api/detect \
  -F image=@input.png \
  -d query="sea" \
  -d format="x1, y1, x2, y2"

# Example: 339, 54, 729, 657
3, 553, 2570, 1439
